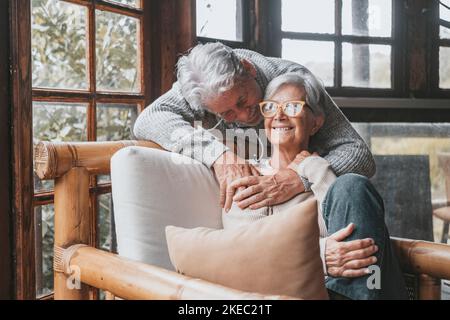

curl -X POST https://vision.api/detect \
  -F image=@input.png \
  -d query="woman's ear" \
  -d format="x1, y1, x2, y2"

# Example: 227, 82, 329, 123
311, 114, 325, 136
241, 59, 257, 78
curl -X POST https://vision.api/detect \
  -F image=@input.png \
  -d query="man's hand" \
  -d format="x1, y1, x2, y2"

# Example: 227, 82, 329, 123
325, 223, 379, 278
225, 168, 305, 211
212, 151, 260, 209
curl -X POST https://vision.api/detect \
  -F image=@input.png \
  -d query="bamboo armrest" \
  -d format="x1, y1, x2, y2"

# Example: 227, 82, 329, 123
392, 237, 450, 280
56, 245, 297, 300
34, 140, 164, 180
55, 239, 450, 300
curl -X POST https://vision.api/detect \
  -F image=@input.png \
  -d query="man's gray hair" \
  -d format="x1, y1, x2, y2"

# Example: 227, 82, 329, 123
264, 71, 326, 116
177, 42, 247, 112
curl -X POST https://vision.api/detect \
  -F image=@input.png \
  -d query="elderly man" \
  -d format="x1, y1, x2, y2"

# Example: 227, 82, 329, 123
115, 42, 379, 283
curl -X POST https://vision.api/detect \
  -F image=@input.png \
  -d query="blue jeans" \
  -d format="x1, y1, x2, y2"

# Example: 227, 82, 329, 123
322, 174, 408, 300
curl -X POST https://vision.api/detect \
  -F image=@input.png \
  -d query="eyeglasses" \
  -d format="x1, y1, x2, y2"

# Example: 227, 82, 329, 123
259, 100, 308, 118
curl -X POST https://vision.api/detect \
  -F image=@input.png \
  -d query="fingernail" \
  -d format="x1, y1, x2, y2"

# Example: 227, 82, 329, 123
365, 268, 371, 274
374, 245, 378, 251
226, 208, 230, 213
372, 257, 377, 263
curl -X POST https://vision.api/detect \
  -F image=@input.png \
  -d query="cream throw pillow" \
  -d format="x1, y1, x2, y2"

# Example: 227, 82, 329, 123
165, 198, 328, 300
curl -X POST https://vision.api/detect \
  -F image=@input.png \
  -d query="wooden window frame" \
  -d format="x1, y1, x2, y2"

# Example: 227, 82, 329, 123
196, 0, 253, 49
11, 0, 152, 300
431, 0, 450, 98
265, 0, 406, 98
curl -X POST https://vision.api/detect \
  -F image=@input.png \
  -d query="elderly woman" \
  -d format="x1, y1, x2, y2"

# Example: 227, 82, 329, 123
134, 42, 375, 213
223, 73, 408, 300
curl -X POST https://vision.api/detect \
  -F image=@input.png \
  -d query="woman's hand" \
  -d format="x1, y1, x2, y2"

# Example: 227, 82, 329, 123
325, 223, 379, 278
288, 150, 319, 171
224, 169, 305, 211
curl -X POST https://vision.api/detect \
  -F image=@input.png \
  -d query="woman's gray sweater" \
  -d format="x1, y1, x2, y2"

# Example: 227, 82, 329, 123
133, 49, 376, 177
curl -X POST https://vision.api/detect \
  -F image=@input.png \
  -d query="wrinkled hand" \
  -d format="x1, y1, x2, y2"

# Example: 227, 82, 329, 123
325, 223, 379, 278
225, 168, 305, 211
213, 151, 260, 209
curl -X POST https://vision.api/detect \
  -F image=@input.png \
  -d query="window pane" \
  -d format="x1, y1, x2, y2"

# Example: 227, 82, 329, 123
104, 0, 141, 8
282, 39, 334, 87
35, 204, 54, 297
33, 102, 88, 193
96, 103, 138, 141
441, 0, 450, 39
196, 0, 243, 41
353, 123, 450, 243
282, 0, 334, 34
32, 0, 88, 90
440, 47, 450, 89
98, 194, 115, 252
342, 0, 392, 37
342, 43, 391, 88
96, 10, 140, 93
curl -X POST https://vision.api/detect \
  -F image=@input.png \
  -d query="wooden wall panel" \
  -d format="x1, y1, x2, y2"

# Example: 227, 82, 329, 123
148, 0, 196, 102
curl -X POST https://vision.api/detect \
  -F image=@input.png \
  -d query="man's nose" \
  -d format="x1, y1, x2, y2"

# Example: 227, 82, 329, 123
236, 106, 253, 121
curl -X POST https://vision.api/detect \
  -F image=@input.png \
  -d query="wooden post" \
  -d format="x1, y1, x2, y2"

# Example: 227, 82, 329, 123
418, 274, 441, 300
54, 167, 92, 300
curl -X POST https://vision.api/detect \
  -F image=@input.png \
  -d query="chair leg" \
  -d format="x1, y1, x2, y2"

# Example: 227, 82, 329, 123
442, 222, 449, 244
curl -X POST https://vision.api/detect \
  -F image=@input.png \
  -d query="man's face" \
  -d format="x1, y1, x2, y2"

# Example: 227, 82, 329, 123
204, 75, 263, 126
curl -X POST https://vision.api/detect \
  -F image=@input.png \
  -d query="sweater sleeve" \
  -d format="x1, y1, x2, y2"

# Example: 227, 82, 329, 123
298, 156, 336, 214
133, 83, 229, 168
298, 156, 336, 276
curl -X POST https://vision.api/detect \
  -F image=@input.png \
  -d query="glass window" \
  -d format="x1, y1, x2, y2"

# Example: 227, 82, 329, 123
98, 194, 115, 252
280, 0, 393, 90
96, 103, 138, 141
196, 0, 243, 41
104, 0, 141, 9
282, 0, 335, 34
32, 0, 88, 90
33, 102, 88, 193
440, 47, 450, 89
96, 10, 140, 92
35, 204, 54, 297
342, 43, 391, 88
440, 0, 450, 39
282, 39, 335, 87
342, 0, 392, 37
31, 0, 145, 299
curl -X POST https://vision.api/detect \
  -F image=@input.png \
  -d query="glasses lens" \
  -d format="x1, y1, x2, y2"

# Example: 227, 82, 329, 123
261, 102, 278, 116
284, 102, 303, 116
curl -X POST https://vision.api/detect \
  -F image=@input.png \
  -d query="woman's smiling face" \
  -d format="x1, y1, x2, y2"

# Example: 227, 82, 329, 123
264, 84, 319, 149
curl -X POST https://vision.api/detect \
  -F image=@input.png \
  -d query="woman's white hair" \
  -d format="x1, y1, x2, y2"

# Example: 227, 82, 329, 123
264, 71, 326, 116
177, 42, 247, 112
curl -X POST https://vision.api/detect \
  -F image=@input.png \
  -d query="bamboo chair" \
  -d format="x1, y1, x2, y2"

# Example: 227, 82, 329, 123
34, 140, 450, 300
433, 153, 450, 244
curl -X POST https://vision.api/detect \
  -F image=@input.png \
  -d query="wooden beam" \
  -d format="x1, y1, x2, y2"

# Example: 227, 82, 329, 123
10, 0, 35, 300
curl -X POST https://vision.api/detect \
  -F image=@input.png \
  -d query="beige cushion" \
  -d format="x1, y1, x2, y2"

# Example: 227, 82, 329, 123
165, 198, 329, 300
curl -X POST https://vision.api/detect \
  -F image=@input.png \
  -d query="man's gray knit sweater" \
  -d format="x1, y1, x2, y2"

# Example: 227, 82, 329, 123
133, 49, 376, 178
